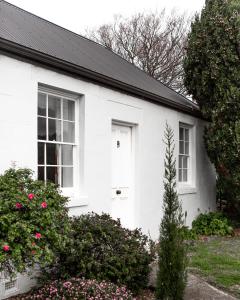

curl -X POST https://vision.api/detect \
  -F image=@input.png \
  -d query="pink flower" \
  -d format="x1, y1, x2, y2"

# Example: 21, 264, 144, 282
28, 193, 35, 200
3, 245, 10, 252
35, 233, 41, 239
41, 201, 47, 208
63, 281, 72, 288
15, 202, 22, 209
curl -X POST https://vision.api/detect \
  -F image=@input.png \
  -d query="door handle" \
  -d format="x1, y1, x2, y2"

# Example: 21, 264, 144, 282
116, 190, 121, 195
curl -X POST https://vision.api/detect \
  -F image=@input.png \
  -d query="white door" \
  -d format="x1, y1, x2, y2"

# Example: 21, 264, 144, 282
111, 124, 134, 228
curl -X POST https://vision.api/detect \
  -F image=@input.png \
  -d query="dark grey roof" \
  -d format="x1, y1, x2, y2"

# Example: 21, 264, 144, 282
0, 0, 200, 116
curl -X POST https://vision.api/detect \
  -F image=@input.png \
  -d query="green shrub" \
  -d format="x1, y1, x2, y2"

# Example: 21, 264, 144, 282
192, 212, 233, 236
43, 213, 154, 293
0, 168, 70, 275
180, 226, 198, 241
12, 278, 133, 299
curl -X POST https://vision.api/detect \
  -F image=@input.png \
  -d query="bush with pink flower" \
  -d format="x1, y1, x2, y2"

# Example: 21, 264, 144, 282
0, 168, 70, 275
11, 278, 133, 299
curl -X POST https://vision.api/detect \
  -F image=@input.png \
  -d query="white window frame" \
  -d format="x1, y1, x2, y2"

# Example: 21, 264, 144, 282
179, 124, 191, 183
178, 122, 196, 194
37, 86, 81, 202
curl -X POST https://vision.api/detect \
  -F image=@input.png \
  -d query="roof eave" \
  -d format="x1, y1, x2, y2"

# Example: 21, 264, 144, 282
0, 37, 203, 119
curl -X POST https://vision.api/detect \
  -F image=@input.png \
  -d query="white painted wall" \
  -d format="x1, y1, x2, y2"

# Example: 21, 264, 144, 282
0, 54, 216, 296
0, 54, 216, 233
0, 272, 36, 299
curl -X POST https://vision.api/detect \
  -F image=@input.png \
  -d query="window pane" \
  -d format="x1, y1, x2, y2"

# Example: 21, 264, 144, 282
179, 155, 182, 168
183, 156, 188, 168
185, 142, 189, 155
63, 99, 75, 121
38, 142, 45, 165
183, 169, 188, 182
48, 119, 61, 141
47, 167, 59, 185
179, 141, 184, 154
38, 117, 46, 140
38, 167, 44, 181
47, 143, 60, 165
179, 127, 184, 140
48, 95, 61, 118
62, 167, 73, 187
62, 145, 73, 165
178, 169, 182, 182
38, 93, 46, 116
185, 129, 189, 142
63, 121, 75, 143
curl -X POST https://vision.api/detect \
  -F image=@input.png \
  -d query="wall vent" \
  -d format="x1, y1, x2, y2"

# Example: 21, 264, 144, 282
4, 278, 18, 294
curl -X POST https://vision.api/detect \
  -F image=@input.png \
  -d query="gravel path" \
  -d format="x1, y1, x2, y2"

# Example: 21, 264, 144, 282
185, 274, 238, 300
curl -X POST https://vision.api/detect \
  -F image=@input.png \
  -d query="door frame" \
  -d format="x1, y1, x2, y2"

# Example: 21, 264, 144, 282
111, 120, 136, 228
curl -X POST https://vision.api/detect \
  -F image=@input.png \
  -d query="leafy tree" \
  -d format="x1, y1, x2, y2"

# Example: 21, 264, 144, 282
184, 0, 240, 209
86, 11, 190, 94
156, 124, 187, 300
0, 168, 70, 276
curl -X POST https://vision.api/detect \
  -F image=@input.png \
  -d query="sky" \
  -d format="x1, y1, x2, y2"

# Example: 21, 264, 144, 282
6, 0, 205, 34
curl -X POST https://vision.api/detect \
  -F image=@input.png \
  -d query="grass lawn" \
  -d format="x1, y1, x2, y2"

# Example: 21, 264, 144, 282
189, 237, 240, 298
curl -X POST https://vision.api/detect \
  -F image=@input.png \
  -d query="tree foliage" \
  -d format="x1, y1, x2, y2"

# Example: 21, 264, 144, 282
87, 11, 190, 94
156, 124, 187, 300
184, 0, 240, 208
0, 168, 70, 276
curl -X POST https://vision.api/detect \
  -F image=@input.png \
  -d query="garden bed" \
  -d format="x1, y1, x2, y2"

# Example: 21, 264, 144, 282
8, 281, 155, 300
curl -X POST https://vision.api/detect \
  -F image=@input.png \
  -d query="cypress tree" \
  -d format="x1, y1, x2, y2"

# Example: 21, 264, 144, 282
156, 124, 187, 300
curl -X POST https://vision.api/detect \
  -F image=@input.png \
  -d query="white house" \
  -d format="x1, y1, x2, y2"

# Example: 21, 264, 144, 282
0, 1, 215, 297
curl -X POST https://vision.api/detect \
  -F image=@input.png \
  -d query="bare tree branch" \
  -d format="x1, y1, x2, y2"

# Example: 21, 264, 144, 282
85, 10, 192, 95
